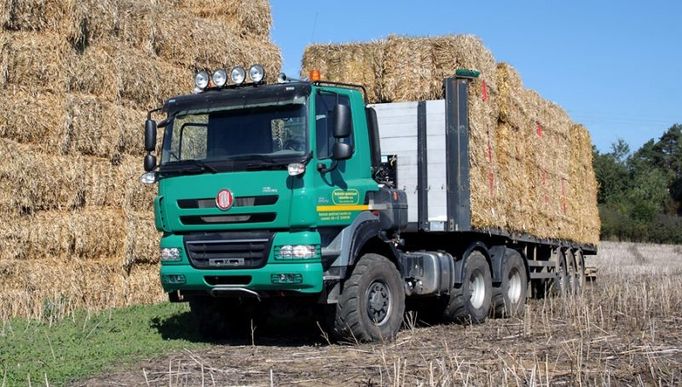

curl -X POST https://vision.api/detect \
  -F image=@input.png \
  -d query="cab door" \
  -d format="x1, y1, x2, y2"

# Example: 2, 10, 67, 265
312, 88, 377, 227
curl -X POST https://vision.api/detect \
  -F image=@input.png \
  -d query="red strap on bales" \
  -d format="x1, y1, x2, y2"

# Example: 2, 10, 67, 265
488, 170, 494, 193
481, 80, 488, 102
536, 121, 543, 137
486, 141, 493, 163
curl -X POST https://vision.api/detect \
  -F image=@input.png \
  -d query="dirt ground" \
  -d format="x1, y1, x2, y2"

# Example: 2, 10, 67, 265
76, 242, 682, 386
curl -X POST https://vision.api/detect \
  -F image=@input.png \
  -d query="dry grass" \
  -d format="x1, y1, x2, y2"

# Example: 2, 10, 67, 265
78, 241, 682, 386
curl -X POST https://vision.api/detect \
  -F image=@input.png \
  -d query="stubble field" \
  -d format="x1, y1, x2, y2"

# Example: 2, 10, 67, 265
75, 241, 682, 386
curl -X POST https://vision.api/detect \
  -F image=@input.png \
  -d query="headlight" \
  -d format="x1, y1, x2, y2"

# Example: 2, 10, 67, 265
161, 248, 181, 262
249, 64, 265, 83
231, 66, 246, 85
194, 70, 209, 89
139, 172, 158, 184
212, 68, 227, 87
276, 245, 319, 259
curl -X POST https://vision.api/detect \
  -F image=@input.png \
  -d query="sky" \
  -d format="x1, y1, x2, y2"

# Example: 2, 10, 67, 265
269, 0, 682, 153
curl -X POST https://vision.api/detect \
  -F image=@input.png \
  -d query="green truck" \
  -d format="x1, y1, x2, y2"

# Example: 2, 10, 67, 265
141, 65, 596, 342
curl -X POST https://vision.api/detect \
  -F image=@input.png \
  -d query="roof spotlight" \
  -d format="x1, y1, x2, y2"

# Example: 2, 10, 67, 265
249, 64, 265, 83
231, 66, 246, 85
212, 68, 227, 87
194, 70, 209, 89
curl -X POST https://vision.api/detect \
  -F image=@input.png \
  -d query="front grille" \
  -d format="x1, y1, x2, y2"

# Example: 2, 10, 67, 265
184, 231, 273, 270
180, 213, 276, 225
178, 195, 278, 209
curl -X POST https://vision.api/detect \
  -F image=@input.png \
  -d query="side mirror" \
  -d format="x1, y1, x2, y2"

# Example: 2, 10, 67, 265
332, 142, 352, 161
145, 119, 157, 152
144, 154, 157, 172
333, 104, 351, 138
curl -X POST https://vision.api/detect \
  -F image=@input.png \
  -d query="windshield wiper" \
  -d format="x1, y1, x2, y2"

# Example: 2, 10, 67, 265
173, 159, 218, 174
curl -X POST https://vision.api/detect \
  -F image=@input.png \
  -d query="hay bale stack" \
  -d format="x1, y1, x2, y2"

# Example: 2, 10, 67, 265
301, 41, 385, 102
302, 36, 599, 244
0, 0, 280, 320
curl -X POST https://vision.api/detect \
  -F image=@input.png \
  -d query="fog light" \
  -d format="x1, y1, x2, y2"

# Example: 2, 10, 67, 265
248, 64, 265, 83
271, 273, 302, 284
212, 68, 227, 87
231, 66, 246, 85
194, 70, 209, 89
161, 247, 181, 262
163, 274, 185, 284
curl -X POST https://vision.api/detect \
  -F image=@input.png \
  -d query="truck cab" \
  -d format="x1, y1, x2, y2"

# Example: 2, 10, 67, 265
143, 67, 407, 340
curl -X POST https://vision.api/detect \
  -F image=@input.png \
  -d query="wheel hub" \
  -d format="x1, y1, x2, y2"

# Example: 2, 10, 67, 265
508, 269, 522, 304
366, 280, 392, 325
469, 270, 485, 309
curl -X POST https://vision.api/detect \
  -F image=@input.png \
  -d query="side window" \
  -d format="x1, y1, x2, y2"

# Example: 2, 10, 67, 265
315, 92, 353, 160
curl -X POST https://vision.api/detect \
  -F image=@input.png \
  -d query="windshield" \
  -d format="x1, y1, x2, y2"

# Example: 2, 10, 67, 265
160, 103, 307, 169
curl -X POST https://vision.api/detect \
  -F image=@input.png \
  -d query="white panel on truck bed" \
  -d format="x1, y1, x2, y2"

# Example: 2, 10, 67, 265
371, 101, 419, 222
371, 100, 447, 225
425, 100, 447, 222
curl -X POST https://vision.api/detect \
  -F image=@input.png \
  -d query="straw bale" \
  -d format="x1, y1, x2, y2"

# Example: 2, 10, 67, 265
0, 208, 125, 261
65, 94, 122, 158
151, 12, 282, 75
0, 139, 84, 213
301, 41, 385, 102
3, 0, 74, 32
0, 260, 163, 320
67, 45, 118, 100
4, 31, 73, 93
68, 0, 156, 53
173, 0, 272, 38
380, 35, 437, 102
430, 35, 497, 91
0, 87, 68, 152
123, 209, 160, 265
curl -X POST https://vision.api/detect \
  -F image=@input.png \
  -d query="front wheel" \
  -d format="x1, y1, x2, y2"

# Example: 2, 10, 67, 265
334, 253, 405, 342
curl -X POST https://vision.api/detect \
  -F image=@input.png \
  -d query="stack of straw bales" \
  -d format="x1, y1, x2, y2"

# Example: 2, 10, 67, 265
302, 35, 599, 245
0, 0, 280, 320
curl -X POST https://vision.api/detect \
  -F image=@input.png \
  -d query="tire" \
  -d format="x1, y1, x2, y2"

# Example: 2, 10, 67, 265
565, 250, 578, 296
574, 250, 586, 293
334, 253, 405, 342
550, 251, 569, 297
189, 297, 252, 340
491, 249, 528, 318
443, 250, 492, 324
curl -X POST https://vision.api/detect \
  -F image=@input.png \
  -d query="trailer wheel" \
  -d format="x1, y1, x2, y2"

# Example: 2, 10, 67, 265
334, 253, 405, 342
575, 250, 586, 292
443, 251, 492, 324
491, 249, 528, 318
550, 251, 569, 297
565, 250, 578, 296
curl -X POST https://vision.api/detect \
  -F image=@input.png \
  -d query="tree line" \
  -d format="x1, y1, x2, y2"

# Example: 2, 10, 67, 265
593, 124, 682, 243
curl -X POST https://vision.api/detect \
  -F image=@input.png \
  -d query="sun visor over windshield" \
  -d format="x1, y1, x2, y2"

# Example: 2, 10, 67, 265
163, 83, 311, 116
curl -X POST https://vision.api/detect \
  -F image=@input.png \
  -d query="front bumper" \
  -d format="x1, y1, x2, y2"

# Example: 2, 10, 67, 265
160, 262, 324, 295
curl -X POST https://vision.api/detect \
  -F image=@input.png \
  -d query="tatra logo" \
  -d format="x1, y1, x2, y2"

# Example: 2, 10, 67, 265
215, 189, 234, 210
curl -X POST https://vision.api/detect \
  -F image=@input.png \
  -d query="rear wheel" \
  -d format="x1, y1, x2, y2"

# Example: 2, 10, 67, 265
565, 250, 578, 296
443, 251, 492, 324
550, 251, 569, 297
574, 250, 586, 293
491, 249, 528, 318
334, 253, 405, 342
